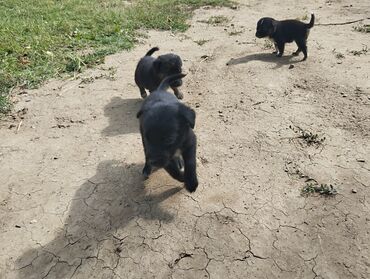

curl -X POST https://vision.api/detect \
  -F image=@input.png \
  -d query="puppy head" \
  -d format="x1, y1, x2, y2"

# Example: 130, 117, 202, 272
137, 103, 195, 168
256, 17, 276, 38
153, 54, 183, 87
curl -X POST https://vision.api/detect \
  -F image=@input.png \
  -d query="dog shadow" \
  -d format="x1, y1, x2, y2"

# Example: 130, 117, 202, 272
226, 52, 302, 69
102, 97, 142, 136
15, 160, 181, 279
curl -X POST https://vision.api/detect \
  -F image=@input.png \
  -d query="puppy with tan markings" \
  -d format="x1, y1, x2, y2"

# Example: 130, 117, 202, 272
135, 47, 184, 99
137, 73, 198, 193
256, 13, 315, 60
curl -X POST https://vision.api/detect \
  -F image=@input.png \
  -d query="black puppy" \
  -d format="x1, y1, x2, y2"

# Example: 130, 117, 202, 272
255, 13, 315, 60
135, 47, 184, 99
137, 73, 198, 193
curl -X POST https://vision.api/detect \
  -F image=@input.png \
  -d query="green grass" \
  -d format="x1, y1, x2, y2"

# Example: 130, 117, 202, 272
302, 183, 337, 196
0, 0, 233, 114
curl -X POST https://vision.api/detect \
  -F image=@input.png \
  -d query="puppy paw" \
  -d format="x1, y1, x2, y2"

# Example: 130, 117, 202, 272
173, 88, 184, 100
140, 88, 148, 99
175, 92, 184, 100
276, 53, 283, 57
184, 176, 198, 193
142, 164, 152, 179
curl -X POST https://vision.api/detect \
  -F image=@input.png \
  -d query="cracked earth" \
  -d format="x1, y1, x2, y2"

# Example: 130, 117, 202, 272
1, 0, 370, 278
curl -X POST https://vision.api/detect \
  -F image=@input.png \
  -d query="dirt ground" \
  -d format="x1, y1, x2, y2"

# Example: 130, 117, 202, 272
1, 0, 370, 278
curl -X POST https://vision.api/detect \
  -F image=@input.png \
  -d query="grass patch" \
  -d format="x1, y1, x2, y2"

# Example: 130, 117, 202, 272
0, 0, 233, 114
302, 183, 337, 196
0, 94, 11, 114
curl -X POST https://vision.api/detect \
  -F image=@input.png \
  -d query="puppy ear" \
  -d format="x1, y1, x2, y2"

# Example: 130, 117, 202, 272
179, 104, 196, 129
271, 20, 278, 33
153, 59, 161, 72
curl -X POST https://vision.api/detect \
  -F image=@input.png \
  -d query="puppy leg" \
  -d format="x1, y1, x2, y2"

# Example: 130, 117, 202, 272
292, 45, 301, 56
273, 42, 278, 55
182, 139, 198, 193
139, 87, 147, 99
140, 128, 151, 178
142, 161, 152, 179
164, 157, 184, 182
297, 39, 308, 61
276, 41, 285, 57
171, 87, 184, 100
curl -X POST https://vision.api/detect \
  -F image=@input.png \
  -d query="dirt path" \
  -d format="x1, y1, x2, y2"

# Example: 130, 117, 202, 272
1, 0, 370, 278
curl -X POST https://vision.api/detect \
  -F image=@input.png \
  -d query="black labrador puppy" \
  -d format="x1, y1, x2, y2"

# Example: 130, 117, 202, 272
135, 47, 184, 99
137, 73, 198, 193
255, 13, 315, 60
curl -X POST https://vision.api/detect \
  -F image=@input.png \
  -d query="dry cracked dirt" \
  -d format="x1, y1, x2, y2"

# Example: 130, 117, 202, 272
1, 0, 370, 278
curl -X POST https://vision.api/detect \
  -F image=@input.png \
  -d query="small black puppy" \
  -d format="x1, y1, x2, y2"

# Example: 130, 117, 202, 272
255, 13, 315, 60
137, 73, 198, 192
135, 47, 184, 99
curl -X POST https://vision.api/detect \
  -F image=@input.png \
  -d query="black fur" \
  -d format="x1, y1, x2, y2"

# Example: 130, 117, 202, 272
255, 13, 315, 60
137, 74, 198, 193
135, 47, 184, 99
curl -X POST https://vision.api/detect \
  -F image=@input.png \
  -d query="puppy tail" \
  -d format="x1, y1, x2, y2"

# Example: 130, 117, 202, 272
157, 73, 187, 91
145, 47, 159, 56
307, 13, 315, 28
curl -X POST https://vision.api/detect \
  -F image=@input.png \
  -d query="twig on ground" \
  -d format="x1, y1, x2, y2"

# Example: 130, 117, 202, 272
16, 120, 22, 133
316, 18, 370, 26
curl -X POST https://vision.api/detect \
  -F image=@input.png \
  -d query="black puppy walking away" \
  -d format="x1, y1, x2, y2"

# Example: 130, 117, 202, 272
256, 13, 315, 60
135, 47, 184, 99
137, 73, 198, 192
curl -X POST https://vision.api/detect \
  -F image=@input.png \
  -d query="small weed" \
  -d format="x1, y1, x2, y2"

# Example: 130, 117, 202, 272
296, 14, 309, 21
349, 45, 368, 56
194, 39, 210, 46
335, 52, 345, 59
228, 30, 243, 36
290, 125, 326, 146
302, 183, 337, 196
263, 39, 274, 49
199, 15, 229, 25
353, 24, 370, 33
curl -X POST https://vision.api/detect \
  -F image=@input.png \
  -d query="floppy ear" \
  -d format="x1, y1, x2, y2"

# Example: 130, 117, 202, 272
179, 104, 196, 129
271, 20, 278, 33
153, 58, 161, 72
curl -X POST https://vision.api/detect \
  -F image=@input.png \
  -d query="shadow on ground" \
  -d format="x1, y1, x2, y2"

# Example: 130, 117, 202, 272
16, 160, 181, 279
226, 52, 302, 69
102, 97, 142, 136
